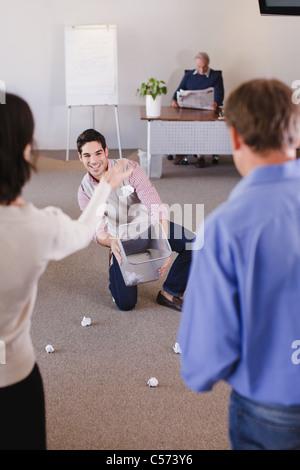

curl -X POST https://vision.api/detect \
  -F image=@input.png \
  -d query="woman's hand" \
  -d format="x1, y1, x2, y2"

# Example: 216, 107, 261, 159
103, 160, 132, 191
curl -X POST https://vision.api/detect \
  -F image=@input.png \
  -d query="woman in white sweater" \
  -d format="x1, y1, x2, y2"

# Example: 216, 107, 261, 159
0, 93, 131, 450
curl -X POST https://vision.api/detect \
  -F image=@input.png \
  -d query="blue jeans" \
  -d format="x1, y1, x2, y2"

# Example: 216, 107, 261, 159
229, 390, 300, 450
109, 222, 194, 311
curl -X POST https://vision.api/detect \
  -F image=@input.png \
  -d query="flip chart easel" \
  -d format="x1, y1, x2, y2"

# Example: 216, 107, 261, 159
64, 24, 122, 161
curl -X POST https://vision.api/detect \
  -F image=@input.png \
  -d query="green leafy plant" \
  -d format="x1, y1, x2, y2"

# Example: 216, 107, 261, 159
136, 78, 167, 100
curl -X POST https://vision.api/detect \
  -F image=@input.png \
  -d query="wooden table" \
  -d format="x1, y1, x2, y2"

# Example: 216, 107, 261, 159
140, 106, 232, 176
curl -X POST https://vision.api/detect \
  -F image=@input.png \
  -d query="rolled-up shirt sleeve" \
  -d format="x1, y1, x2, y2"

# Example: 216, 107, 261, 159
127, 160, 169, 221
78, 184, 90, 213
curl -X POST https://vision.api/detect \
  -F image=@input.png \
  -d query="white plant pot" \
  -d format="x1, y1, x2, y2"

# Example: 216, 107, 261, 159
146, 94, 162, 118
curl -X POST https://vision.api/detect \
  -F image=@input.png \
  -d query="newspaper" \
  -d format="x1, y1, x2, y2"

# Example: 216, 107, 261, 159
177, 87, 214, 110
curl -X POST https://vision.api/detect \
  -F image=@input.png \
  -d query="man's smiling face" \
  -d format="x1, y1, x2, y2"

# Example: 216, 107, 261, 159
78, 140, 109, 181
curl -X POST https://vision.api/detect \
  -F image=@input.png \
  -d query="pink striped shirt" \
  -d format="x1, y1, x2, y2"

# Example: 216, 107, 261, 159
77, 159, 168, 242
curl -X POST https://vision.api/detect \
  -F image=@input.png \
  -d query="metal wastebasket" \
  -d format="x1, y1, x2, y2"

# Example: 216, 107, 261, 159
117, 220, 171, 286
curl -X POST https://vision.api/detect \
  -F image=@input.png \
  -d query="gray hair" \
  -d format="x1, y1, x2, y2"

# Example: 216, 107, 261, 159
194, 52, 210, 63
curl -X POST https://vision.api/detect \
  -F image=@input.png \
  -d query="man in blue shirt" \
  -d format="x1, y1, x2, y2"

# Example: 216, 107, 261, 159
178, 78, 300, 450
171, 52, 224, 167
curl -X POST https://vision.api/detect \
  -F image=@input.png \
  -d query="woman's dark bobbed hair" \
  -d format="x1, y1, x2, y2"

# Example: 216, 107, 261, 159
0, 93, 35, 205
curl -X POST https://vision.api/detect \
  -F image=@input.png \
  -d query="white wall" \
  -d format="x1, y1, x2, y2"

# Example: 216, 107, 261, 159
1, 0, 300, 151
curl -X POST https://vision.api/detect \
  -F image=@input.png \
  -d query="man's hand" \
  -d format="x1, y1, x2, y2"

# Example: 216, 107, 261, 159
97, 233, 123, 265
110, 238, 122, 265
158, 257, 171, 277
171, 99, 178, 107
157, 218, 170, 277
209, 101, 218, 111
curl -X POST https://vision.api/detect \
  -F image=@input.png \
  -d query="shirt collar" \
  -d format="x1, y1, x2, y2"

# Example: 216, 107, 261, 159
229, 159, 300, 201
193, 67, 210, 78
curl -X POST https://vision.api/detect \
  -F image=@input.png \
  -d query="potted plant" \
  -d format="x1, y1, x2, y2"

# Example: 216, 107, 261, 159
137, 78, 167, 118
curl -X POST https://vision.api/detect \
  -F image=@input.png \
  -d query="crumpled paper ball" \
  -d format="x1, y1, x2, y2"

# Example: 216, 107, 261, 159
121, 184, 134, 197
124, 270, 144, 286
147, 377, 159, 387
45, 344, 54, 353
81, 316, 91, 327
173, 342, 182, 354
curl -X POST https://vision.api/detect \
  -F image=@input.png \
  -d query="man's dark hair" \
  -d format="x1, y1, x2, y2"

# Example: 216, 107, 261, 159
0, 93, 35, 205
76, 129, 107, 154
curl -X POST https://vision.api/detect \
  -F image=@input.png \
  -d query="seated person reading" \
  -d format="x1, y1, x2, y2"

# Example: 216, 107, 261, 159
171, 52, 224, 167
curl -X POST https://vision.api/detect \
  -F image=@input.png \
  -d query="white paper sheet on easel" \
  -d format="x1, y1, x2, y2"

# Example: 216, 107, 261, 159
177, 87, 214, 110
65, 25, 118, 106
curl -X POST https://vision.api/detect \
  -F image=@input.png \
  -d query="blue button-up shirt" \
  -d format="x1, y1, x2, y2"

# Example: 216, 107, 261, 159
178, 159, 300, 406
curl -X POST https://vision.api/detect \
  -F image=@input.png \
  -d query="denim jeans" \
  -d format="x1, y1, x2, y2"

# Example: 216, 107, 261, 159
109, 222, 194, 311
229, 390, 300, 450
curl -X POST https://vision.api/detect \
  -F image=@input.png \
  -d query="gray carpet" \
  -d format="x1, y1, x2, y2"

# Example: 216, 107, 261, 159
22, 149, 240, 450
